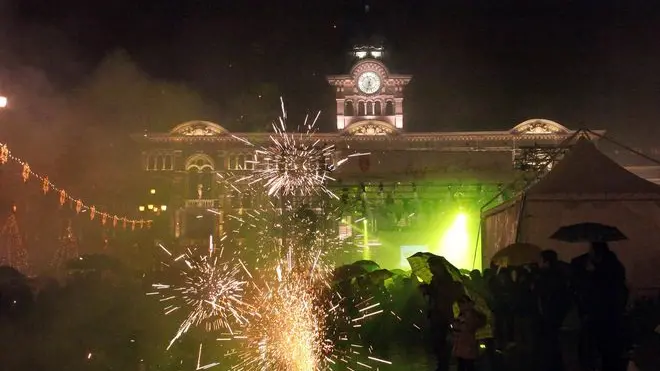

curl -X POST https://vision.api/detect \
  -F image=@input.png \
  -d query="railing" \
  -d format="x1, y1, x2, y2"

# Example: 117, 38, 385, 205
185, 199, 218, 208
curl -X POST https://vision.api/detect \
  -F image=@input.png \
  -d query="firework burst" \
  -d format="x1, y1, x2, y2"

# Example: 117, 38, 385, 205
149, 237, 252, 349
231, 98, 368, 199
230, 241, 389, 371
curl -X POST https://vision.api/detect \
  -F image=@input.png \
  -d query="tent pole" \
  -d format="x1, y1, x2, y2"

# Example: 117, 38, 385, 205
514, 194, 528, 243
472, 219, 482, 270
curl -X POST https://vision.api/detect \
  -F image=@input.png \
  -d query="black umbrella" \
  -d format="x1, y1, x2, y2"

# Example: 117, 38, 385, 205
550, 222, 627, 243
352, 260, 381, 273
491, 243, 541, 267
332, 264, 367, 282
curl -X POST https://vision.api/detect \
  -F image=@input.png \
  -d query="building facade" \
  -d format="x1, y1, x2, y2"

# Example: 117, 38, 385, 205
133, 51, 604, 269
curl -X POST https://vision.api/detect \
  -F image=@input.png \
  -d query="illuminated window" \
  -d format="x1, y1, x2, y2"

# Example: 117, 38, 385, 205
358, 101, 366, 116
148, 156, 156, 171
228, 155, 248, 170
245, 154, 254, 170
385, 101, 395, 115
164, 156, 172, 170
374, 101, 382, 115
345, 101, 354, 116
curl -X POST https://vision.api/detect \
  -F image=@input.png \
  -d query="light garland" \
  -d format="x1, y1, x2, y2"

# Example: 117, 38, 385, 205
0, 142, 151, 230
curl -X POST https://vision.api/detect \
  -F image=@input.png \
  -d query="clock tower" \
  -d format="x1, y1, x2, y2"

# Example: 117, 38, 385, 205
327, 46, 412, 135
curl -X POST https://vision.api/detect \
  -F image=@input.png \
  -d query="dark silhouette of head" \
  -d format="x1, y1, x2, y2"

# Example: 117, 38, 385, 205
458, 294, 474, 311
590, 241, 610, 262
540, 249, 559, 268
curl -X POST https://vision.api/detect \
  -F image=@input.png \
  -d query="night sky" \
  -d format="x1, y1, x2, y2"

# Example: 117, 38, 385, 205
2, 0, 660, 144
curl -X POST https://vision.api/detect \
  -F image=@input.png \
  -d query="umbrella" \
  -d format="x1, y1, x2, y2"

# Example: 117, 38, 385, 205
365, 269, 394, 284
406, 252, 462, 284
491, 243, 542, 267
406, 253, 493, 338
389, 269, 410, 277
351, 260, 381, 273
550, 222, 627, 243
332, 264, 367, 282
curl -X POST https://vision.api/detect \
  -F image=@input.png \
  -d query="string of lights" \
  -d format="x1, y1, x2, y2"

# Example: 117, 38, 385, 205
0, 141, 152, 230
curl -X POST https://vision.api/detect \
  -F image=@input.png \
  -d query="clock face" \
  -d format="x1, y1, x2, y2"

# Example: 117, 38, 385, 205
357, 72, 381, 94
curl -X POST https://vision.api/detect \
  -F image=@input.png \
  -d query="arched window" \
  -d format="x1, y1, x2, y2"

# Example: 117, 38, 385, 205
385, 101, 395, 115
185, 154, 215, 199
245, 154, 254, 170
148, 156, 157, 171
157, 156, 165, 170
164, 156, 172, 170
358, 101, 366, 116
345, 101, 354, 116
366, 101, 373, 115
374, 101, 382, 116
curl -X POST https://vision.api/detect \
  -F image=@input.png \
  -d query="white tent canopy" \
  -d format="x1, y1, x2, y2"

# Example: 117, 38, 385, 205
482, 138, 660, 290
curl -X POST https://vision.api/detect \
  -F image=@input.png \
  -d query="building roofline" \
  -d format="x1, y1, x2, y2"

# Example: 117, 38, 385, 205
132, 129, 606, 144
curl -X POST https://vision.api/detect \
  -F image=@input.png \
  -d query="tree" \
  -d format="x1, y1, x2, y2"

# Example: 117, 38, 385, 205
52, 219, 79, 271
0, 210, 29, 274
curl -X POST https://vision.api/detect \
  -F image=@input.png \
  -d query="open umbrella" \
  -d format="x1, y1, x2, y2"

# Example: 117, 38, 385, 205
407, 253, 493, 338
550, 222, 627, 243
491, 242, 541, 267
365, 269, 394, 284
351, 260, 381, 273
389, 269, 410, 277
406, 252, 463, 284
332, 264, 367, 282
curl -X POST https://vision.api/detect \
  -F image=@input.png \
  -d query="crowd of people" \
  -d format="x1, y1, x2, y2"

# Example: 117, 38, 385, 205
421, 242, 630, 371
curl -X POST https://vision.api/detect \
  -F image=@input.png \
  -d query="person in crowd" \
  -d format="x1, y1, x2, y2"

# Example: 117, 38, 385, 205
511, 266, 540, 369
452, 295, 487, 371
421, 256, 464, 371
572, 242, 629, 371
489, 267, 515, 352
536, 249, 571, 371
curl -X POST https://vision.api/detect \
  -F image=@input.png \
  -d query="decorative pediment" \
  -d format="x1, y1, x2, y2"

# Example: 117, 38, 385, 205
510, 119, 569, 135
346, 120, 397, 136
170, 121, 229, 136
350, 60, 389, 80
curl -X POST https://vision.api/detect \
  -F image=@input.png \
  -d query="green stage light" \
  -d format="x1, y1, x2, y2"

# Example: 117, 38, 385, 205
438, 212, 472, 270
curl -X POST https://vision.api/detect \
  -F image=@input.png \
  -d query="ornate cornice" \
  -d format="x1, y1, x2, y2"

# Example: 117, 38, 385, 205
133, 130, 604, 144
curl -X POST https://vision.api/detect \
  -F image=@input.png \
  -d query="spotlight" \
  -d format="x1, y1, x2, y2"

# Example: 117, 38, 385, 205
160, 205, 167, 211
139, 206, 145, 212
147, 204, 154, 210
150, 189, 156, 194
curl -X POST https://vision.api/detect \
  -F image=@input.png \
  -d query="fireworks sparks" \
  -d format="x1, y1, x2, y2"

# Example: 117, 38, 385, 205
149, 238, 251, 349
232, 251, 387, 371
235, 266, 327, 371
150, 100, 390, 370
232, 98, 368, 198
